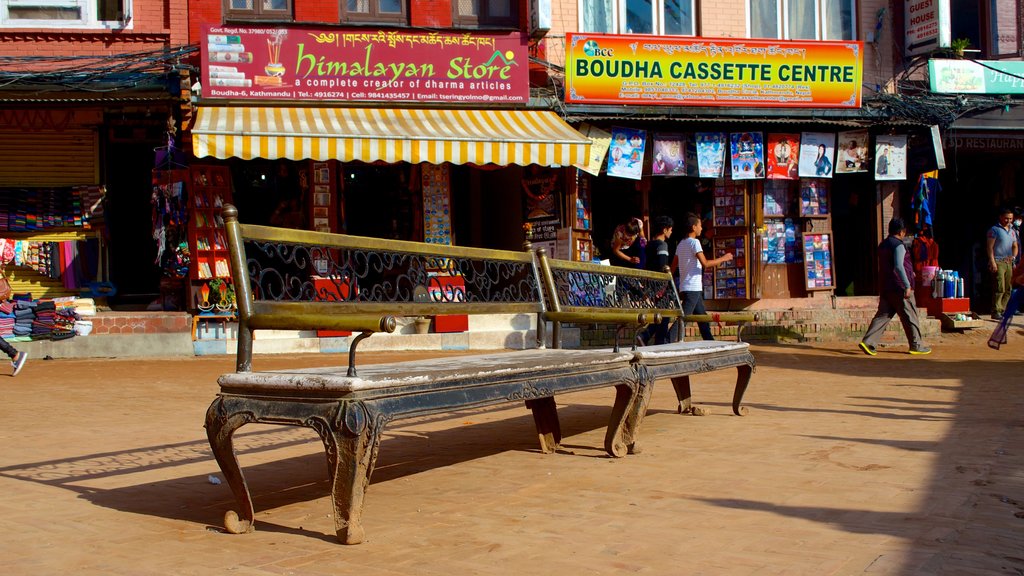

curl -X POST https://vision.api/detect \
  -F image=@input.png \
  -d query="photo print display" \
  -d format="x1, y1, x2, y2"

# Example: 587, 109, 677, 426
766, 133, 800, 180
652, 133, 689, 176
729, 132, 765, 180
874, 134, 908, 181
835, 130, 869, 173
574, 123, 612, 177
798, 132, 836, 178
606, 126, 647, 181
696, 132, 727, 178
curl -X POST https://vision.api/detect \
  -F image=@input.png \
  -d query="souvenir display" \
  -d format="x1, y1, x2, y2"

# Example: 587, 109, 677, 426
422, 164, 452, 245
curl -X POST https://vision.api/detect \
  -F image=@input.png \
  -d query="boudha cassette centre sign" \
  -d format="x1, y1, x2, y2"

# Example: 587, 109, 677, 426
201, 24, 528, 103
565, 33, 863, 108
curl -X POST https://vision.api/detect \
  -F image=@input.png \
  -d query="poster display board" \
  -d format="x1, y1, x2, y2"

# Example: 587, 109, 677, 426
803, 233, 834, 290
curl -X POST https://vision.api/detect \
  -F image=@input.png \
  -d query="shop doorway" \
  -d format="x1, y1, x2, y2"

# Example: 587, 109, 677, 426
342, 163, 419, 241
831, 174, 877, 296
106, 141, 163, 308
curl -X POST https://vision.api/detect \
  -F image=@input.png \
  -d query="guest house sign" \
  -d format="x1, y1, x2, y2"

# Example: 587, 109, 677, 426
201, 24, 529, 103
565, 33, 863, 108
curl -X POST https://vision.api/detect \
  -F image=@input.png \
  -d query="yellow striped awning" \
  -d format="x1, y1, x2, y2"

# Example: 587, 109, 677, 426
192, 107, 590, 167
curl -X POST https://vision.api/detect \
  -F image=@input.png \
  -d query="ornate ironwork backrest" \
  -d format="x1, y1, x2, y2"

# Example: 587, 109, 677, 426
538, 254, 683, 317
225, 208, 544, 323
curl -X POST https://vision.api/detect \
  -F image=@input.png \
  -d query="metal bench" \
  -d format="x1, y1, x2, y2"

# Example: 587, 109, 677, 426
205, 205, 656, 544
535, 251, 756, 424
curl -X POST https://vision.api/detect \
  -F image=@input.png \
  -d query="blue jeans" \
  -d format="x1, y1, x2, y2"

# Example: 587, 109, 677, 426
680, 291, 714, 341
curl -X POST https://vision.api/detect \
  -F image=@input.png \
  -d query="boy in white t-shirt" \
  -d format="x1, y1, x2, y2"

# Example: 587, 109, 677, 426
672, 213, 733, 340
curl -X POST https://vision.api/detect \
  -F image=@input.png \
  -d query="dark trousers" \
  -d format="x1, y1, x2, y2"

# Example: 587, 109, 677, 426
0, 337, 17, 360
862, 291, 923, 349
681, 290, 714, 341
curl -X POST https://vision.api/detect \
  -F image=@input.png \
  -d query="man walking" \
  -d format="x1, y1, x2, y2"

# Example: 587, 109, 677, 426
987, 207, 1019, 319
859, 218, 931, 356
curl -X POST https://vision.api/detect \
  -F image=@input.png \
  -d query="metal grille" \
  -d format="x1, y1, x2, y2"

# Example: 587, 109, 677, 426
552, 268, 677, 310
246, 240, 540, 305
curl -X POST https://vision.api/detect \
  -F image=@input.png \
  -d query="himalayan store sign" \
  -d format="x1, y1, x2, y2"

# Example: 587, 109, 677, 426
565, 34, 863, 108
200, 24, 528, 103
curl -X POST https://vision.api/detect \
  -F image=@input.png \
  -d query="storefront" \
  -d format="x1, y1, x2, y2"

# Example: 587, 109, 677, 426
555, 33, 938, 309
181, 25, 590, 314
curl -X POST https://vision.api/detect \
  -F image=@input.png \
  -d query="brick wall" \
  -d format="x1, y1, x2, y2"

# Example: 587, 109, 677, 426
1, 0, 186, 63
542, 0, 896, 93
412, 0, 453, 28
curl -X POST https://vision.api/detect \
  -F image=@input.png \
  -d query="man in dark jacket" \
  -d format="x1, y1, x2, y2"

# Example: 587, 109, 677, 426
638, 215, 674, 345
859, 218, 932, 356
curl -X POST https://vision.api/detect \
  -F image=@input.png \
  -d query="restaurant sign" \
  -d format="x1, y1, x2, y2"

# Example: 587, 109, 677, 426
201, 24, 529, 104
929, 59, 1024, 94
565, 33, 863, 108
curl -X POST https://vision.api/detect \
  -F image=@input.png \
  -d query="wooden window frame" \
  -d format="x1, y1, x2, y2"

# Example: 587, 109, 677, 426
452, 0, 518, 28
340, 0, 408, 25
223, 0, 292, 22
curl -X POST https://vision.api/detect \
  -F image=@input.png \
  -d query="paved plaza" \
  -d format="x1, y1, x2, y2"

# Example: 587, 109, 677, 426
1, 327, 1023, 575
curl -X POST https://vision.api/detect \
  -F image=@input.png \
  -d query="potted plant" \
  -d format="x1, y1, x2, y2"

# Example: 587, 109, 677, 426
950, 38, 970, 58
413, 316, 431, 334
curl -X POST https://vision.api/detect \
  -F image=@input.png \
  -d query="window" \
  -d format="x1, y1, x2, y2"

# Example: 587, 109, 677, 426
988, 0, 1020, 57
1, 0, 131, 28
343, 0, 406, 24
453, 0, 517, 28
224, 0, 291, 21
950, 0, 1020, 58
748, 0, 854, 40
579, 0, 695, 36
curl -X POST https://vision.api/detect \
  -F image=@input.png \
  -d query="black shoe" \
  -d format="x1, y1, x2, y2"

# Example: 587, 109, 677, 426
908, 346, 932, 356
858, 341, 877, 356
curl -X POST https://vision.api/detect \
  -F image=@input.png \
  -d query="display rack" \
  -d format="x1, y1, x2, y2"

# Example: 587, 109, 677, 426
188, 165, 233, 308
564, 169, 594, 261
799, 179, 830, 217
712, 179, 747, 227
712, 235, 748, 299
802, 232, 834, 290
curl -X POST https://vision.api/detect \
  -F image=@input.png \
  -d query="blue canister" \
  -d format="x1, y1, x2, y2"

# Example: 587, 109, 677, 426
944, 273, 955, 298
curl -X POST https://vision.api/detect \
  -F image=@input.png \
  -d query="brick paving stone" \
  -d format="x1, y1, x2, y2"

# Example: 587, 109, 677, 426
1, 339, 1023, 574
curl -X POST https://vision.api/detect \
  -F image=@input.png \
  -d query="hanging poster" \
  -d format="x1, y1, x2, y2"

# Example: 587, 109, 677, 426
522, 165, 561, 221
766, 133, 800, 180
606, 126, 646, 180
696, 132, 726, 178
729, 132, 765, 180
798, 132, 836, 178
574, 123, 613, 177
875, 134, 908, 181
803, 233, 834, 290
835, 130, 869, 173
652, 133, 688, 176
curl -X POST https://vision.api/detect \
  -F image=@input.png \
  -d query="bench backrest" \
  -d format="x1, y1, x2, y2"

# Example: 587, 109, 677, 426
223, 204, 546, 372
534, 250, 684, 349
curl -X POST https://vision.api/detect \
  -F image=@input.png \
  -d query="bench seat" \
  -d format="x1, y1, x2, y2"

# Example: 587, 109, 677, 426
629, 340, 755, 416
207, 348, 649, 545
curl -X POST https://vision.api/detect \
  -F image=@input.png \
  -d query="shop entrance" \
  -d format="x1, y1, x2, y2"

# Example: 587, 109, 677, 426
342, 163, 420, 241
831, 174, 878, 296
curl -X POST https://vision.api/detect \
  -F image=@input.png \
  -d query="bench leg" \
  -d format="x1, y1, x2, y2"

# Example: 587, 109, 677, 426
204, 399, 257, 535
622, 367, 654, 455
732, 364, 753, 416
313, 407, 389, 545
525, 397, 561, 453
604, 382, 636, 458
670, 375, 702, 416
